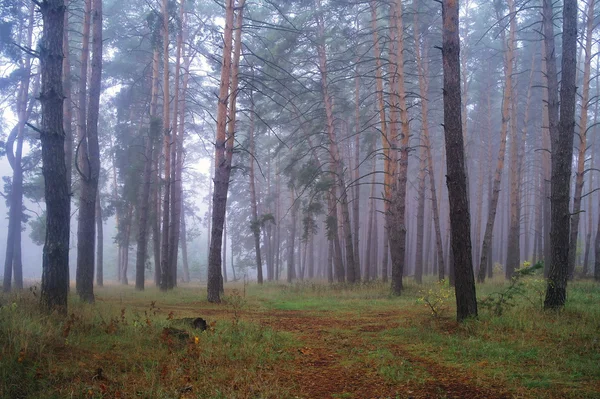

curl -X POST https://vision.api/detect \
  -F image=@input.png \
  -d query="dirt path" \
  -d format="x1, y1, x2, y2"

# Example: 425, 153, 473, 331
255, 310, 513, 399
110, 300, 513, 398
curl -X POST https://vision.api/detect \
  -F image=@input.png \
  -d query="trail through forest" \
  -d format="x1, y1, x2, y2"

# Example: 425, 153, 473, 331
117, 293, 532, 399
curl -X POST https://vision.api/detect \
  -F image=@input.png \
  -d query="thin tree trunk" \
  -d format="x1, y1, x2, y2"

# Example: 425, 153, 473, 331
315, 0, 356, 283
168, 0, 187, 289
365, 155, 377, 281
207, 0, 244, 303
413, 3, 433, 285
370, 1, 390, 283
223, 214, 228, 284
249, 91, 263, 284
353, 62, 361, 280
568, 0, 595, 279
3, 4, 34, 292
135, 46, 160, 290
583, 95, 597, 276
288, 189, 298, 283
159, 0, 172, 291
96, 192, 103, 286
76, 0, 102, 303
181, 205, 190, 282
477, 0, 515, 282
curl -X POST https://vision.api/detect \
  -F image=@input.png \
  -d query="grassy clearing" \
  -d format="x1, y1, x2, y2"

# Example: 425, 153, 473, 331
1, 277, 599, 398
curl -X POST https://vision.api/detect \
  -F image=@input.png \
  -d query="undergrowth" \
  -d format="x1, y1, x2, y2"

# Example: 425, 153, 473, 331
0, 278, 598, 399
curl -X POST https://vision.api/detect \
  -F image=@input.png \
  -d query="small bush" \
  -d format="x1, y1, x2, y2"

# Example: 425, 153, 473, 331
417, 279, 453, 318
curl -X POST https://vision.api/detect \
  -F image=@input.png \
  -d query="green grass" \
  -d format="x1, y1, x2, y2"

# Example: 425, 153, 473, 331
1, 278, 599, 398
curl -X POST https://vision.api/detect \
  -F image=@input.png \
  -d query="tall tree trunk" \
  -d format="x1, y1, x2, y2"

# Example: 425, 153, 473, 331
352, 62, 361, 280
288, 189, 298, 282
248, 91, 263, 284
159, 0, 172, 291
96, 192, 103, 287
151, 132, 161, 286
76, 0, 102, 303
477, 0, 515, 283
540, 44, 552, 277
441, 0, 478, 321
506, 74, 520, 279
167, 0, 187, 289
222, 214, 228, 284
207, 0, 244, 302
568, 0, 595, 279
206, 164, 213, 268
63, 7, 73, 191
583, 92, 598, 276
370, 1, 390, 283
365, 155, 377, 281
39, 0, 70, 314
387, 0, 411, 295
544, 0, 578, 309
413, 3, 435, 285
181, 205, 190, 282
315, 0, 356, 283
135, 47, 160, 291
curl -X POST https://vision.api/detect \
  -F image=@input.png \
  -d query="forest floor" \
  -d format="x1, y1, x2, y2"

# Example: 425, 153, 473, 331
1, 278, 599, 399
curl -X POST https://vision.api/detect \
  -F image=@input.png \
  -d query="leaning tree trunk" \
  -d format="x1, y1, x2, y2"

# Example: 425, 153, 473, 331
315, 0, 357, 283
413, 2, 434, 285
76, 0, 102, 303
39, 0, 70, 314
441, 0, 478, 321
477, 0, 515, 283
544, 0, 578, 309
3, 4, 35, 292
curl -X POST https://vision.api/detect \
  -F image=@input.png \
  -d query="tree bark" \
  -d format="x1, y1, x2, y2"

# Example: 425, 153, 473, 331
477, 0, 515, 283
135, 45, 160, 291
568, 0, 595, 279
207, 0, 244, 302
442, 0, 478, 321
76, 0, 102, 303
315, 0, 357, 283
352, 62, 361, 280
181, 204, 190, 282
96, 191, 103, 287
167, 0, 187, 288
387, 0, 411, 295
249, 91, 264, 284
544, 0, 578, 309
39, 0, 70, 314
3, 3, 34, 292
159, 0, 172, 291
63, 7, 73, 191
